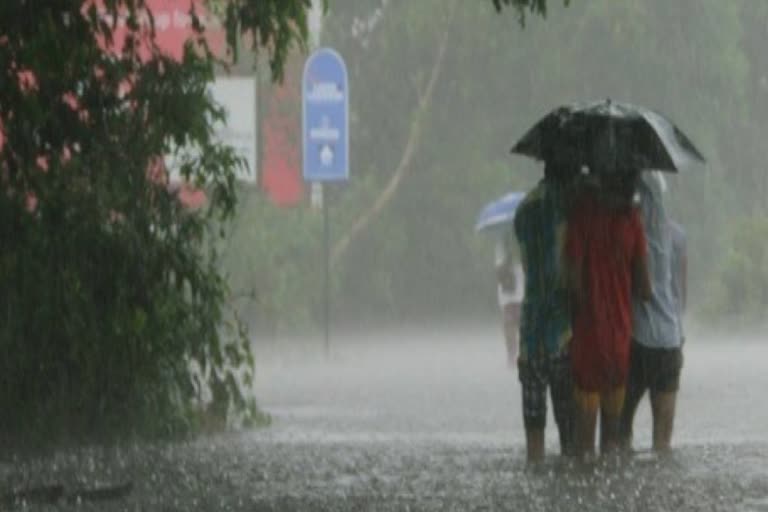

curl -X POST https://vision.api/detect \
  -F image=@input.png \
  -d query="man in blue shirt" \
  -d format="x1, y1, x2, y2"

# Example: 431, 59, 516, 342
619, 172, 684, 452
670, 221, 687, 335
513, 160, 578, 462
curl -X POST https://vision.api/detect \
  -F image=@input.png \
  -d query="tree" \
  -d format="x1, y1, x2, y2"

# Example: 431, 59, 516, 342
492, 0, 570, 22
0, 0, 312, 442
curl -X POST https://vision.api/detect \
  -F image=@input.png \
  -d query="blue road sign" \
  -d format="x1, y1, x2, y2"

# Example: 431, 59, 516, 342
303, 48, 349, 182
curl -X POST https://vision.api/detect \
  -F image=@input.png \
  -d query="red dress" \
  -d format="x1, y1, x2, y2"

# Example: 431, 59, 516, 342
565, 194, 647, 392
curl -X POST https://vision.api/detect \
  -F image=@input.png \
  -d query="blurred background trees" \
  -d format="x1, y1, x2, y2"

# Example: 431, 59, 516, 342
226, 0, 768, 337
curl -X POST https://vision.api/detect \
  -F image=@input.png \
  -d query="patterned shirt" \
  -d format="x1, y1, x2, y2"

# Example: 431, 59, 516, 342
513, 180, 572, 361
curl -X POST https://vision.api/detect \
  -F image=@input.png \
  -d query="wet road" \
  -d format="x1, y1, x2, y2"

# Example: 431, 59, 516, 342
3, 326, 768, 511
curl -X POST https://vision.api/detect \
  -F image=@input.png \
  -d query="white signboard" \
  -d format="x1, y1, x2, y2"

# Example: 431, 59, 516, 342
212, 77, 257, 183
167, 76, 257, 184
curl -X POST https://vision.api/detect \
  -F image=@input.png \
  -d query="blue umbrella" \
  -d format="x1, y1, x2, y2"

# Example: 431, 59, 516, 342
475, 191, 526, 232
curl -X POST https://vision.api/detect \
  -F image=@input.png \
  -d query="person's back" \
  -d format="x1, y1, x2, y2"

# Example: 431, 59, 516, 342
631, 174, 681, 349
515, 181, 571, 360
513, 163, 575, 461
620, 174, 686, 452
565, 172, 650, 455
669, 221, 687, 324
566, 186, 647, 390
495, 231, 524, 366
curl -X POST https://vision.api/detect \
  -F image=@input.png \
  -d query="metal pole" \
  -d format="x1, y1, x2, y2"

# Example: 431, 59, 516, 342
323, 183, 330, 357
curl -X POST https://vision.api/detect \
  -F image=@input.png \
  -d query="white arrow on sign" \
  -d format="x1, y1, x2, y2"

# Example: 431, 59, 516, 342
320, 144, 334, 167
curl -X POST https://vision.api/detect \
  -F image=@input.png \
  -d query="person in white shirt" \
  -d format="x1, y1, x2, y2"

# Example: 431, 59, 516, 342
496, 234, 524, 367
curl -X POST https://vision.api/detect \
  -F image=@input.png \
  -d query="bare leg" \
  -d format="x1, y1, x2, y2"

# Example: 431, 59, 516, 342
503, 306, 519, 368
600, 387, 625, 453
600, 412, 621, 453
549, 356, 576, 456
526, 429, 545, 463
599, 407, 609, 453
620, 342, 645, 451
519, 361, 546, 463
619, 382, 645, 451
574, 389, 599, 457
504, 322, 518, 368
577, 406, 598, 457
650, 391, 677, 452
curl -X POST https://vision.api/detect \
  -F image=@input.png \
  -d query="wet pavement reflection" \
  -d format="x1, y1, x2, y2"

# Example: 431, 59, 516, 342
2, 327, 767, 511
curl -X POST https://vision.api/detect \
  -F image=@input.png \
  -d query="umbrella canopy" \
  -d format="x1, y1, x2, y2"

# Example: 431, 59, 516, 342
475, 191, 526, 232
511, 100, 706, 172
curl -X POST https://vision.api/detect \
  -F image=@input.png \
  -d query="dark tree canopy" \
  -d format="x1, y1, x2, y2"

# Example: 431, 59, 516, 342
223, 0, 314, 79
0, 0, 312, 442
492, 0, 570, 23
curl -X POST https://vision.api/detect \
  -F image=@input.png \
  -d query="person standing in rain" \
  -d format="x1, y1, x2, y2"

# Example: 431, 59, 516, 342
565, 169, 651, 457
495, 230, 524, 367
513, 157, 578, 462
619, 173, 685, 453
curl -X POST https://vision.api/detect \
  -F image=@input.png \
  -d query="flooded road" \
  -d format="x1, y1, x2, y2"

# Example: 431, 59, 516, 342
3, 326, 768, 511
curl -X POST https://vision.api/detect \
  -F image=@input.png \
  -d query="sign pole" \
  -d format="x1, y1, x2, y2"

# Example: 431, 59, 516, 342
302, 47, 349, 359
322, 184, 330, 357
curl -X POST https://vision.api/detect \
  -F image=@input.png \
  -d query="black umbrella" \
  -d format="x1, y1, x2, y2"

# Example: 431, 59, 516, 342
511, 100, 706, 172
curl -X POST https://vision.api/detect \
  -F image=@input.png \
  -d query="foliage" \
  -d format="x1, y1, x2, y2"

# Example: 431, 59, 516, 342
219, 189, 324, 336
0, 1, 309, 442
492, 0, 570, 23
219, 0, 315, 80
707, 216, 768, 320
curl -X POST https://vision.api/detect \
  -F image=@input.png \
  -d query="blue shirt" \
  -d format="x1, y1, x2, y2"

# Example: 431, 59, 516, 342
670, 221, 687, 335
513, 180, 571, 360
632, 174, 682, 349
